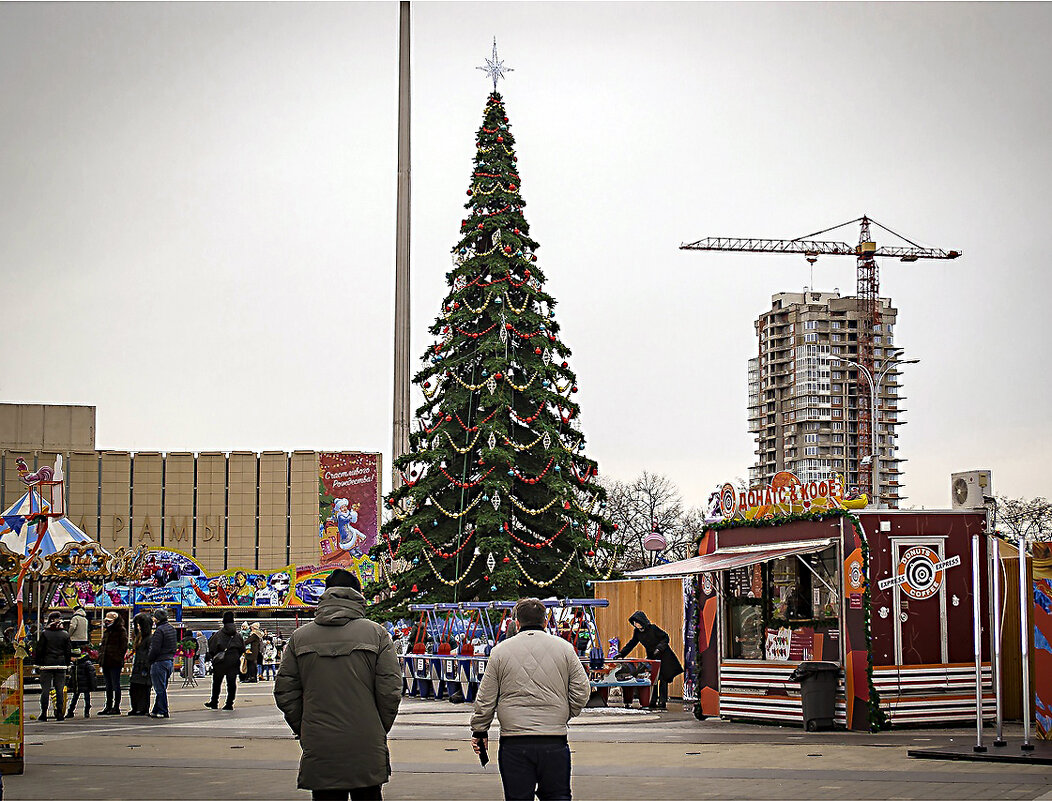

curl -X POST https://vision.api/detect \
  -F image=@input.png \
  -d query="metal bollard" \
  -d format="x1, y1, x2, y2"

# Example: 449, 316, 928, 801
971, 534, 986, 752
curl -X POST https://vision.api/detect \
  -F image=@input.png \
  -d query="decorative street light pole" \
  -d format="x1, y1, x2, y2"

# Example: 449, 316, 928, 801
827, 350, 918, 508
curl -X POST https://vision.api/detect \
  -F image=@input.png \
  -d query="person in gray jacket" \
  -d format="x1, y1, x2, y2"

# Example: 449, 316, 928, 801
470, 598, 592, 801
68, 604, 89, 650
274, 569, 401, 801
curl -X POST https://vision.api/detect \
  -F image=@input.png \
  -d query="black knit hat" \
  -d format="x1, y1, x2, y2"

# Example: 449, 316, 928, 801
222, 611, 235, 624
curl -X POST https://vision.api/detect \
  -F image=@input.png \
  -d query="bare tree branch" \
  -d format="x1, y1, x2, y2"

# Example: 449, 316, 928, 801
599, 471, 703, 571
996, 495, 1052, 543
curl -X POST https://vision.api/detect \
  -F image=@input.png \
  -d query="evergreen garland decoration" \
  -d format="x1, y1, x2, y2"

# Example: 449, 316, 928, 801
691, 508, 888, 732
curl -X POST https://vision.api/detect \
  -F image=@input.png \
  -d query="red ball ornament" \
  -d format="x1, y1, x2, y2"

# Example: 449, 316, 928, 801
534, 347, 541, 354
503, 116, 508, 122
497, 136, 504, 143
571, 386, 578, 393
502, 556, 510, 563
509, 184, 517, 191
505, 323, 513, 330
613, 523, 619, 530
514, 228, 520, 235
445, 415, 452, 422
484, 575, 489, 581
390, 584, 397, 591
587, 550, 595, 557
504, 246, 512, 254
561, 362, 568, 368
524, 269, 530, 277
531, 255, 537, 262
478, 458, 485, 466
513, 156, 518, 162
423, 381, 431, 388
494, 372, 503, 380
467, 190, 473, 196
549, 335, 556, 342
477, 223, 484, 230
453, 302, 460, 309
503, 522, 510, 531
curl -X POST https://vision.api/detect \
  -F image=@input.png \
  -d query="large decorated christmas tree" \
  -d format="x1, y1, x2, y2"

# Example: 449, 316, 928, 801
368, 52, 617, 615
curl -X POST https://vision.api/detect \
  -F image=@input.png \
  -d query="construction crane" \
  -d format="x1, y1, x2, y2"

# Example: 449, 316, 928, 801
680, 215, 960, 499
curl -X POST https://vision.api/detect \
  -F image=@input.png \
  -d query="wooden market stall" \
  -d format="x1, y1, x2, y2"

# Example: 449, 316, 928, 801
625, 479, 994, 731
592, 577, 686, 699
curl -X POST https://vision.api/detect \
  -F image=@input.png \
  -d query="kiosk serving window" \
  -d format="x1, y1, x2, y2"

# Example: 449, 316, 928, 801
724, 547, 841, 662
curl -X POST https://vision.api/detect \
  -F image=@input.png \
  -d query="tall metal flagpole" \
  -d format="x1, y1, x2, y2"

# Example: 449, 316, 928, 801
392, 0, 412, 489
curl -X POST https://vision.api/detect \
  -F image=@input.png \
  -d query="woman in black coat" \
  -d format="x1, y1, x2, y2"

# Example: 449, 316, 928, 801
616, 610, 683, 709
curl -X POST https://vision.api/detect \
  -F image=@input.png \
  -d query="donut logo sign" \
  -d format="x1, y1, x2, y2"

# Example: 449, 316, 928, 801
719, 483, 738, 519
878, 546, 961, 599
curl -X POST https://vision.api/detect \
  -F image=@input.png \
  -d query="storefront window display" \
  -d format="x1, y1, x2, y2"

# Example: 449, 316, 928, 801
724, 548, 841, 662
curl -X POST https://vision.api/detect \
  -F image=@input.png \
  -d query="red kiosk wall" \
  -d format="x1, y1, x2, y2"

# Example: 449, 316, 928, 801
696, 573, 720, 716
863, 512, 989, 668
841, 517, 871, 731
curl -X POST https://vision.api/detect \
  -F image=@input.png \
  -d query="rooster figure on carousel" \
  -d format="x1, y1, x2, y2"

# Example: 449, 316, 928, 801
16, 457, 57, 486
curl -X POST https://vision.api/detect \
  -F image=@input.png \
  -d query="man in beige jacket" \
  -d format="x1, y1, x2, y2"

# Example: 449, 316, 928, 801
470, 598, 591, 801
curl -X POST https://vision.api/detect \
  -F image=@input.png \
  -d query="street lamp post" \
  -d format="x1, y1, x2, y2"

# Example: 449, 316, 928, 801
826, 350, 918, 508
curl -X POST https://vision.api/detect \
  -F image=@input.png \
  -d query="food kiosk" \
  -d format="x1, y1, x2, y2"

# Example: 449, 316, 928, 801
627, 474, 994, 731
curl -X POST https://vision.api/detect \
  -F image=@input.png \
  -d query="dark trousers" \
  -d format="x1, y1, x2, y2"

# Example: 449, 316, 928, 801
67, 690, 91, 714
498, 737, 572, 801
210, 665, 238, 707
129, 682, 151, 714
311, 787, 382, 800
650, 679, 669, 707
38, 669, 67, 719
103, 665, 122, 710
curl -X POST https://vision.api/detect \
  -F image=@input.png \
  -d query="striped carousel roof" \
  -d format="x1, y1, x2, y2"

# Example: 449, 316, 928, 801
0, 515, 94, 559
0, 489, 50, 533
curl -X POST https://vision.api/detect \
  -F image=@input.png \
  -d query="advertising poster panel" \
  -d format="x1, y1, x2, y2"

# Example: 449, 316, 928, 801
318, 452, 380, 588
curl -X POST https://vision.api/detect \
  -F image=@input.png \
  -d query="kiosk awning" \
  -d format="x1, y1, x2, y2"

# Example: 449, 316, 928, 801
625, 537, 837, 579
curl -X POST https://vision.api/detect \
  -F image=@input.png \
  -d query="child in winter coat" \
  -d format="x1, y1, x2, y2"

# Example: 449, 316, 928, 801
261, 640, 278, 681
66, 648, 96, 718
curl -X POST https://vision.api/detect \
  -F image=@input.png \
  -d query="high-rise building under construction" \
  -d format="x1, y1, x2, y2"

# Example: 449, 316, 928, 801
748, 290, 904, 507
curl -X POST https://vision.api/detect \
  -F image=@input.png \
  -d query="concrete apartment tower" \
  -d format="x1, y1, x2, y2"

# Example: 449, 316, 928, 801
748, 290, 905, 507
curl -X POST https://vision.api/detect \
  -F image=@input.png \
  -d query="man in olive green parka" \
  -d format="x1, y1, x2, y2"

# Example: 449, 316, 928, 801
274, 570, 402, 800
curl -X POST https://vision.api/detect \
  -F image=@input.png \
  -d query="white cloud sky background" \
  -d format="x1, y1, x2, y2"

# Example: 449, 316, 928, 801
1, 2, 1048, 510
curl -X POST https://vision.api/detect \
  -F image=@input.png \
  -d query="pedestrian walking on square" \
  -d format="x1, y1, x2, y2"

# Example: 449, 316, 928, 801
127, 613, 153, 716
243, 622, 262, 683
147, 608, 177, 718
35, 611, 71, 722
205, 611, 244, 710
616, 611, 683, 710
68, 603, 89, 651
65, 647, 96, 718
470, 598, 591, 801
274, 569, 401, 801
195, 630, 208, 677
97, 611, 128, 715
261, 637, 278, 681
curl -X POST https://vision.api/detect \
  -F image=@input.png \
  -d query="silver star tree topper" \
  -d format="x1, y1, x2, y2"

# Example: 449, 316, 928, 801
477, 37, 513, 91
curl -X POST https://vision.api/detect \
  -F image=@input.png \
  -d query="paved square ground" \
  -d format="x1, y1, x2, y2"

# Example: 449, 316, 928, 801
6, 682, 1050, 800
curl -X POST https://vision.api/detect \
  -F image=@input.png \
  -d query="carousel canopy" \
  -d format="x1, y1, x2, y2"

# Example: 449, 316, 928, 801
0, 489, 50, 533
0, 515, 93, 559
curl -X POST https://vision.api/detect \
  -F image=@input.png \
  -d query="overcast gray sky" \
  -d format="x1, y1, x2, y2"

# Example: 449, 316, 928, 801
1, 2, 1049, 511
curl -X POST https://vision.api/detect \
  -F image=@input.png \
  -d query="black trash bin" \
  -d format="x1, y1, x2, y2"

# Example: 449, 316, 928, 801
789, 661, 839, 731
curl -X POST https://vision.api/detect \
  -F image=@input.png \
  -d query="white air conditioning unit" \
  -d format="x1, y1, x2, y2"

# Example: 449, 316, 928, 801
951, 470, 992, 509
